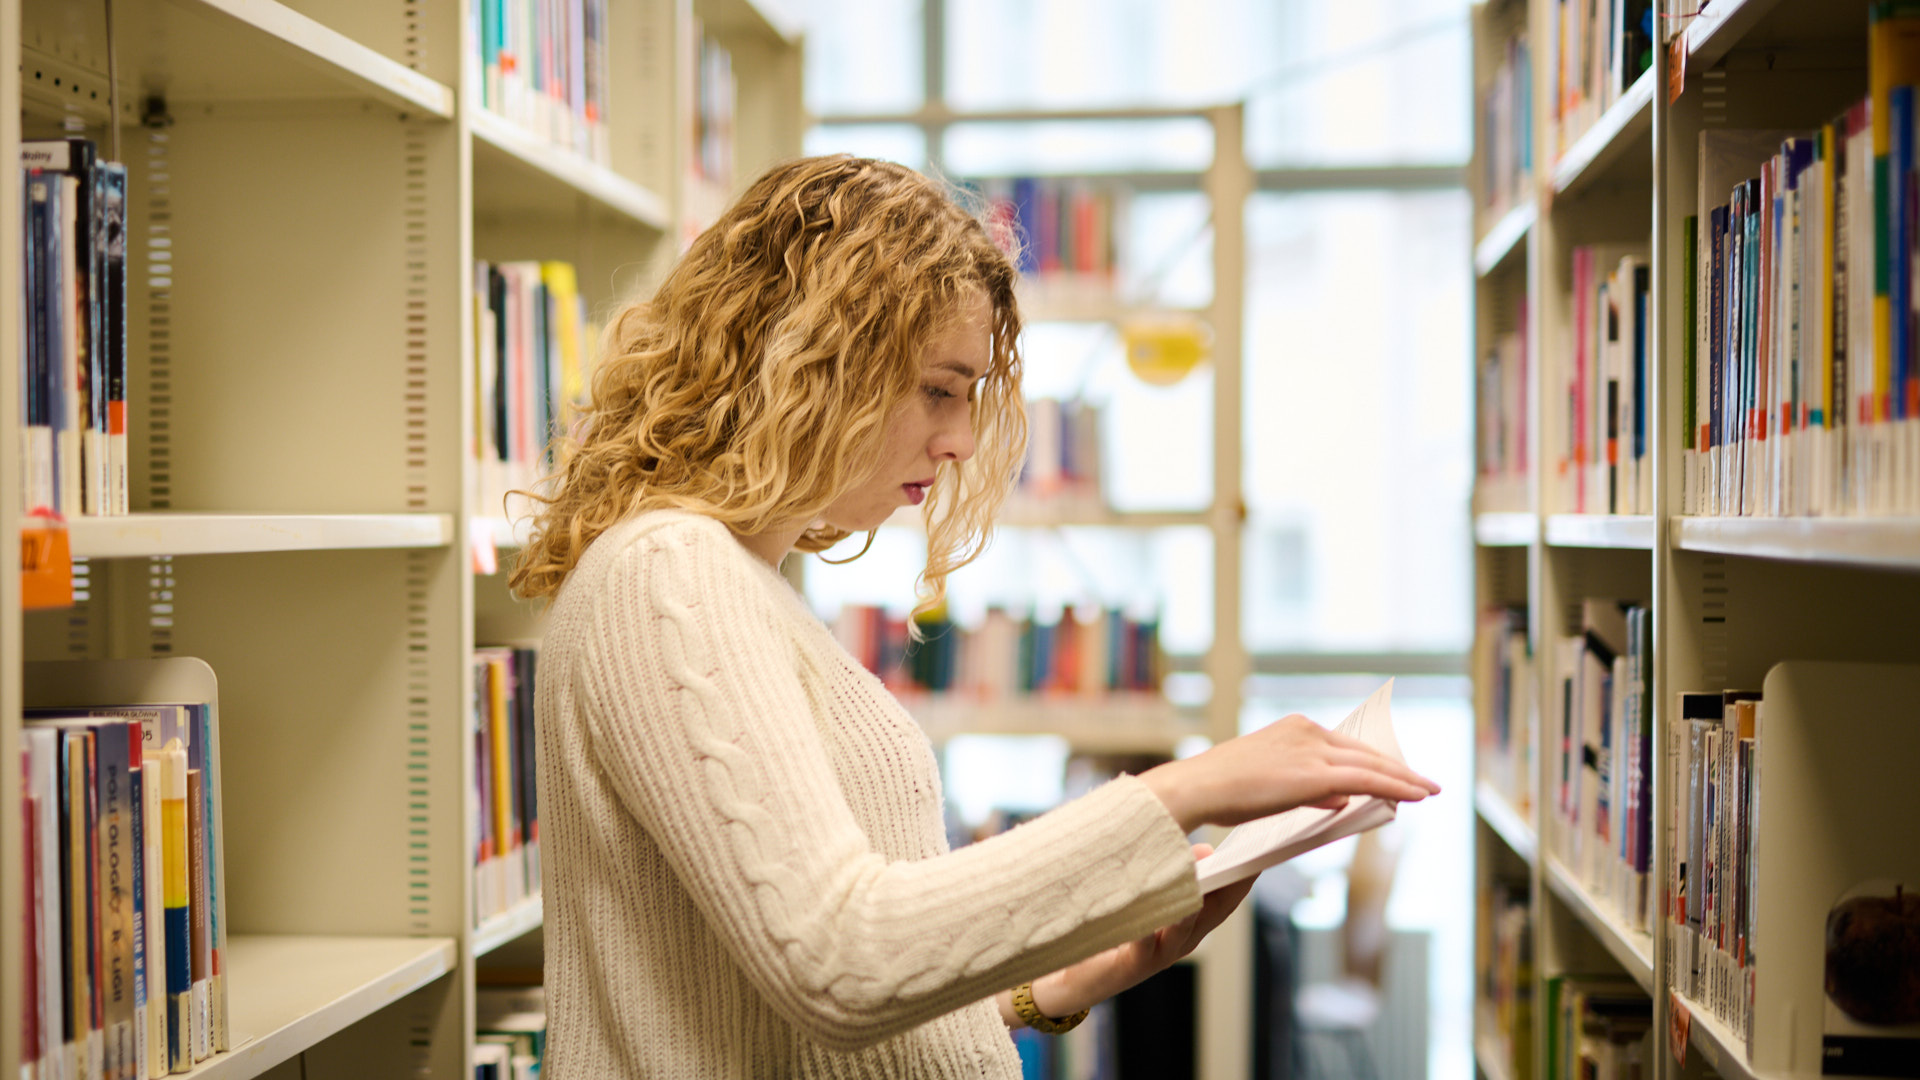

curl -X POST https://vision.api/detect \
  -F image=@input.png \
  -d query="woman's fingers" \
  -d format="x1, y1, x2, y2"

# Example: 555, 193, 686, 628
1324, 764, 1439, 804
1322, 747, 1442, 796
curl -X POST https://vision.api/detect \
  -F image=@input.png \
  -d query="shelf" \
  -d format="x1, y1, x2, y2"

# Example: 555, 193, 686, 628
1542, 856, 1656, 992
1683, 0, 1865, 72
695, 0, 803, 44
37, 0, 457, 121
181, 934, 456, 1080
886, 495, 1211, 532
64, 513, 454, 559
470, 108, 671, 230
1671, 990, 1769, 1080
1474, 512, 1537, 547
1473, 200, 1535, 278
1551, 71, 1655, 196
1017, 281, 1207, 325
1543, 514, 1654, 550
474, 895, 543, 957
1684, 0, 1785, 69
904, 694, 1199, 754
1474, 781, 1536, 865
1672, 516, 1920, 570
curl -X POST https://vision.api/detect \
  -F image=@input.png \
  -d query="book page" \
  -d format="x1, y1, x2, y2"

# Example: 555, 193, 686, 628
1193, 680, 1405, 894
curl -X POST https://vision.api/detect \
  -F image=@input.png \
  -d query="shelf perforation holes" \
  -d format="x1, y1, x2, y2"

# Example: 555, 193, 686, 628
1699, 554, 1729, 690
142, 129, 174, 509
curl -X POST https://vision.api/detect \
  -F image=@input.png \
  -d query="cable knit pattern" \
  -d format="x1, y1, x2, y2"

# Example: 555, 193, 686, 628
536, 509, 1203, 1078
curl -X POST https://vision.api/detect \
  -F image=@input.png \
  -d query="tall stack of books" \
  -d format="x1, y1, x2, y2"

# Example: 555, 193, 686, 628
1547, 600, 1655, 935
1019, 398, 1102, 503
1550, 0, 1652, 157
471, 0, 612, 165
1477, 881, 1533, 1079
831, 606, 1162, 701
472, 648, 540, 925
1478, 313, 1530, 510
1680, 11, 1920, 517
1558, 247, 1652, 514
1543, 976, 1652, 1080
1474, 605, 1533, 814
1482, 32, 1534, 221
473, 260, 595, 518
20, 699, 228, 1078
18, 137, 129, 520
1665, 688, 1762, 1047
979, 179, 1126, 288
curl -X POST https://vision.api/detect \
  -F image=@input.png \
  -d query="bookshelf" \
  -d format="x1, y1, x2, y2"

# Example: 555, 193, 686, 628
1472, 1, 1920, 1078
3, 2, 801, 1078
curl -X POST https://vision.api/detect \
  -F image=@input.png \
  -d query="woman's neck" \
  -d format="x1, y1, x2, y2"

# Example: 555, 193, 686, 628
731, 521, 807, 568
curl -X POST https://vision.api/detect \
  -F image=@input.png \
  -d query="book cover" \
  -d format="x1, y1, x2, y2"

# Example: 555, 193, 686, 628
185, 770, 208, 1064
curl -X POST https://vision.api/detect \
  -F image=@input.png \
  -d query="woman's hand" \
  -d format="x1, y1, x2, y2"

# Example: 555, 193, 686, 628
998, 844, 1256, 1028
1138, 714, 1440, 834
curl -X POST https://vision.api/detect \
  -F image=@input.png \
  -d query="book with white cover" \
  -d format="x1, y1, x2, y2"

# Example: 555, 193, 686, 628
1194, 680, 1409, 894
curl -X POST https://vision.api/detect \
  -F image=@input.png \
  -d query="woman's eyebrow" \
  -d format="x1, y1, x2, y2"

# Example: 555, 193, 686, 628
931, 359, 985, 381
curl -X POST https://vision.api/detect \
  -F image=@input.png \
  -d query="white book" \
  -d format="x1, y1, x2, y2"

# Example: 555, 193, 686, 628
1193, 681, 1408, 894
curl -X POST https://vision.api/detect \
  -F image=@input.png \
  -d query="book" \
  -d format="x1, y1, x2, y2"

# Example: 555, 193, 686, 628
472, 260, 598, 522
469, 0, 611, 163
473, 647, 540, 926
832, 604, 1162, 700
1192, 680, 1408, 894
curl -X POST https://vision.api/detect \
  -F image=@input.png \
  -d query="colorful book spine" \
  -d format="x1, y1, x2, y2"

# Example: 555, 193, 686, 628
473, 260, 598, 520
1473, 606, 1532, 813
1559, 246, 1652, 513
473, 648, 541, 926
158, 740, 189, 1074
978, 179, 1128, 289
832, 605, 1163, 700
470, 0, 611, 165
1481, 29, 1533, 219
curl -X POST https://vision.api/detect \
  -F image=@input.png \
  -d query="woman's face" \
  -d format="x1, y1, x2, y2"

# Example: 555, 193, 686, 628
821, 294, 990, 532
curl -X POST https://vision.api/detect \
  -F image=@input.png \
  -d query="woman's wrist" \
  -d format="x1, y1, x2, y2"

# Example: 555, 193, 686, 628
1138, 758, 1205, 834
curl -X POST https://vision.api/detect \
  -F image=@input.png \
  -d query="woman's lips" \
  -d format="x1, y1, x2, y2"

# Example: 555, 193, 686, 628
903, 483, 926, 506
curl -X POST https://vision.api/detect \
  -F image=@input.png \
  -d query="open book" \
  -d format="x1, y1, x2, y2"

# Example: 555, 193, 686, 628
1194, 680, 1407, 894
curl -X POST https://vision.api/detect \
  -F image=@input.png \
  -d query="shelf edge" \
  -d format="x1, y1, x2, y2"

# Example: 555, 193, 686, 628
1551, 71, 1655, 195
1542, 856, 1656, 992
1474, 200, 1536, 277
193, 0, 456, 118
1474, 781, 1537, 865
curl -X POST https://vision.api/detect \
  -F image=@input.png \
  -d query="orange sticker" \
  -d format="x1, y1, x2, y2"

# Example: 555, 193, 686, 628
1668, 36, 1687, 105
1668, 991, 1693, 1067
21, 518, 74, 610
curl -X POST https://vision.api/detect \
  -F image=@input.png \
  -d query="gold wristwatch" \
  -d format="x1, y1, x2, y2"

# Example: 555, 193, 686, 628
1011, 981, 1090, 1035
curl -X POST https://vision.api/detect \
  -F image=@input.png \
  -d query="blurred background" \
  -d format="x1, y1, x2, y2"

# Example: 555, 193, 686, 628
791, 2, 1475, 1077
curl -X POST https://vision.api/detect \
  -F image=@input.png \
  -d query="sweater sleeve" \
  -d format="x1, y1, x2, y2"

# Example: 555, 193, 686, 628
575, 519, 1202, 1051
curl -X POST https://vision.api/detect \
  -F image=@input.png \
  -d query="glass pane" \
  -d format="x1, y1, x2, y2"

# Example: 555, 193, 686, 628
1245, 0, 1471, 167
803, 124, 930, 170
1242, 189, 1472, 653
792, 0, 923, 115
944, 0, 1282, 112
940, 735, 1070, 830
943, 119, 1213, 177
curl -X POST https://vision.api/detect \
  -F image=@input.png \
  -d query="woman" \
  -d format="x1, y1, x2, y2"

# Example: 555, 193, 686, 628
511, 156, 1438, 1077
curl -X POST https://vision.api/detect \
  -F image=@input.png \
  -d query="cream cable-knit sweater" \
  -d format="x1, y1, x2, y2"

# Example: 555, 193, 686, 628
536, 510, 1203, 1078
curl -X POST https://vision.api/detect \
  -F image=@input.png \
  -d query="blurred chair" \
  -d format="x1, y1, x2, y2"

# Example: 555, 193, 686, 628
1296, 829, 1400, 1080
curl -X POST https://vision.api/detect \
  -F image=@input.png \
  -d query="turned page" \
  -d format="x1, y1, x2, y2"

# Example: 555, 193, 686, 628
1194, 680, 1406, 894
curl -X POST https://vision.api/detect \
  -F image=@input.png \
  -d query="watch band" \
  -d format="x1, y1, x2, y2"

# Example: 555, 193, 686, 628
1011, 981, 1090, 1035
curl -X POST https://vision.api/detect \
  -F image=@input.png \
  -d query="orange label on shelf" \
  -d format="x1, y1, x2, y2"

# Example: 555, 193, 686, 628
1668, 991, 1692, 1067
21, 520, 74, 610
1669, 37, 1687, 105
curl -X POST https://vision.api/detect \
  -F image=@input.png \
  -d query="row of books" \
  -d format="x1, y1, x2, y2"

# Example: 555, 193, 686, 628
1550, 0, 1651, 160
473, 648, 540, 927
1558, 248, 1652, 515
474, 984, 547, 1080
473, 260, 593, 519
1680, 88, 1920, 517
20, 703, 228, 1079
1481, 31, 1534, 220
1665, 688, 1761, 1047
1542, 976, 1652, 1080
1472, 605, 1534, 816
690, 23, 736, 188
472, 0, 611, 166
1546, 600, 1654, 936
980, 178, 1126, 283
1476, 881, 1533, 1080
831, 605, 1163, 700
1022, 398, 1101, 502
1476, 316, 1530, 505
19, 137, 129, 520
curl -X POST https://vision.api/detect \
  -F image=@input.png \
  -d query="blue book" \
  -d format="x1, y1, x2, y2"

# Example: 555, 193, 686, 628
1710, 206, 1729, 463
1012, 177, 1040, 276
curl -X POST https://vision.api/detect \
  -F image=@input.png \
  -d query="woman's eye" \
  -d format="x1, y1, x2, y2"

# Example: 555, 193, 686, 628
923, 385, 955, 401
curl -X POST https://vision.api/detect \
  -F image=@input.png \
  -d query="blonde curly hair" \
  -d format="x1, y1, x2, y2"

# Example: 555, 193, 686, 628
509, 155, 1027, 614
